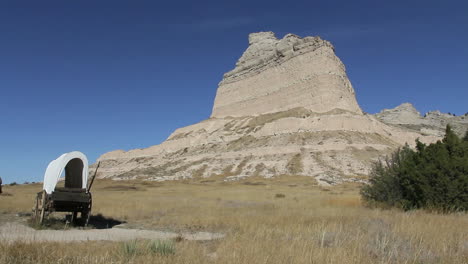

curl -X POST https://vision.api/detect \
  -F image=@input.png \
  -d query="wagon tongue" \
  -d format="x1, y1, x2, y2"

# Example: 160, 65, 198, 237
87, 161, 100, 192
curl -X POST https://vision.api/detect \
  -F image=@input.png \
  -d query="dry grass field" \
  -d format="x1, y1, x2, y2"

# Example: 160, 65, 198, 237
0, 176, 467, 263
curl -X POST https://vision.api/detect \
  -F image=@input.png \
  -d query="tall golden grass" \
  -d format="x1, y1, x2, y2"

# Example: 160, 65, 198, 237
0, 176, 467, 263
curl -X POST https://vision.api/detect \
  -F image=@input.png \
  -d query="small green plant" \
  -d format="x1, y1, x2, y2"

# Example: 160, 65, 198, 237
122, 240, 139, 258
148, 240, 175, 256
275, 193, 286, 198
119, 239, 176, 259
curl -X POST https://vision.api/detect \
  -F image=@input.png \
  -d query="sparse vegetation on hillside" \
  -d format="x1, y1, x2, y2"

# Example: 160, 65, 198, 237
361, 125, 468, 211
286, 153, 303, 174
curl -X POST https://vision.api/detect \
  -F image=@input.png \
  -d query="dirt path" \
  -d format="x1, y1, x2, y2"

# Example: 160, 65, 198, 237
0, 222, 224, 243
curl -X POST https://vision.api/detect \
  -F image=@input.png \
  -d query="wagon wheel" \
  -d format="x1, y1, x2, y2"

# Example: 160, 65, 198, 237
33, 191, 47, 224
33, 192, 44, 223
71, 211, 78, 225
38, 190, 47, 225
82, 194, 92, 227
33, 193, 40, 221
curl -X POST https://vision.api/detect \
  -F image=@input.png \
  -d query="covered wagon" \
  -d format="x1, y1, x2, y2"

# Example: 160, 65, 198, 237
33, 151, 99, 226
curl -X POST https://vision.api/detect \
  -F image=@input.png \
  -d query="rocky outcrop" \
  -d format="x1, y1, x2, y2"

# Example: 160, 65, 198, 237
211, 32, 362, 118
375, 103, 468, 137
92, 32, 443, 185
95, 107, 437, 185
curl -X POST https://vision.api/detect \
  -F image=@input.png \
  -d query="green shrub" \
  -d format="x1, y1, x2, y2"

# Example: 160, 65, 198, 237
361, 125, 468, 212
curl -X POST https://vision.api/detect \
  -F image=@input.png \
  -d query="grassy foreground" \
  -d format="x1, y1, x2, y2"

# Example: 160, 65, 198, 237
0, 177, 467, 263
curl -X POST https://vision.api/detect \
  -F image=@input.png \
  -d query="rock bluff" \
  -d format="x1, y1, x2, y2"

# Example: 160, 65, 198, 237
93, 32, 445, 185
211, 32, 362, 118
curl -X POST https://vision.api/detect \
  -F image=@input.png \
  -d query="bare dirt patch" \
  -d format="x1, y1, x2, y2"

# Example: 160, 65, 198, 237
0, 222, 224, 243
0, 213, 224, 243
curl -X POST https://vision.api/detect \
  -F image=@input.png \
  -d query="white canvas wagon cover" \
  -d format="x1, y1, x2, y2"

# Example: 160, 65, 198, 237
43, 151, 89, 194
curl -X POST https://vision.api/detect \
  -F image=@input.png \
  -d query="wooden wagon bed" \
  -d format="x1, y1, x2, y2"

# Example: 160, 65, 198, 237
34, 188, 92, 225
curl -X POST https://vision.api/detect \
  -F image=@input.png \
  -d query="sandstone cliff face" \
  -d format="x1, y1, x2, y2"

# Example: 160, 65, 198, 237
211, 32, 362, 118
93, 32, 443, 185
375, 103, 468, 137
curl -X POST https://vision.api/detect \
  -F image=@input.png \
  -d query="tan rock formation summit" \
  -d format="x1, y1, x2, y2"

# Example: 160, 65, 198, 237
94, 32, 440, 185
212, 32, 362, 117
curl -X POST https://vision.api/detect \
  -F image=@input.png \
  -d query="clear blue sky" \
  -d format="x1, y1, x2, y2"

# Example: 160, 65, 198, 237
1, 0, 467, 184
